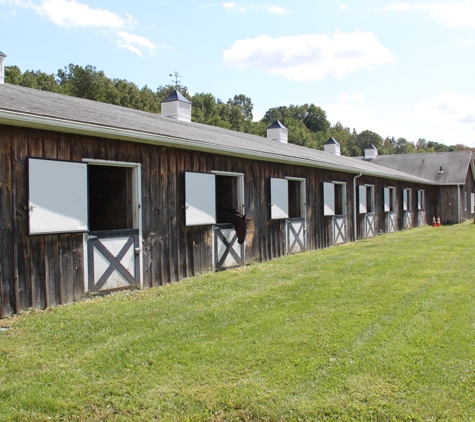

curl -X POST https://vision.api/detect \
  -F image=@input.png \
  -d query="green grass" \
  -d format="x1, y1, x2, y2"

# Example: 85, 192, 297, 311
1, 223, 475, 421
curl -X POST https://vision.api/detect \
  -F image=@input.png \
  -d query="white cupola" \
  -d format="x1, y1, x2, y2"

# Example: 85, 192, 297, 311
161, 89, 192, 122
0, 51, 6, 84
266, 120, 288, 143
364, 143, 378, 160
324, 137, 340, 155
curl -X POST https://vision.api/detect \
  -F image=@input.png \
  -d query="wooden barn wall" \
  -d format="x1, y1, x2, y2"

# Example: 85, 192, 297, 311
0, 124, 447, 317
354, 177, 438, 239
436, 169, 475, 225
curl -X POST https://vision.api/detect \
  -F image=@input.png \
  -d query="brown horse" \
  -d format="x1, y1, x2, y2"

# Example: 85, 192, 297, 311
217, 207, 252, 244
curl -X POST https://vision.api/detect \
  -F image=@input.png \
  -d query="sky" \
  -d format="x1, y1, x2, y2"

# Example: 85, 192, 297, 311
1, 0, 475, 147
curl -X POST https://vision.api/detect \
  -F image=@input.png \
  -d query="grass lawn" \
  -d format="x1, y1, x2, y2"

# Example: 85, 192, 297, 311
1, 223, 474, 421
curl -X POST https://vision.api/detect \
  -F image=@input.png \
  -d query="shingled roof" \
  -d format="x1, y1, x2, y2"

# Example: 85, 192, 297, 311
367, 152, 474, 185
0, 84, 436, 184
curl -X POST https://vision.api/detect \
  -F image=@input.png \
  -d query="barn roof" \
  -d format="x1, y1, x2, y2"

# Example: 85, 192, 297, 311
0, 83, 437, 185
0, 51, 6, 57
365, 151, 474, 185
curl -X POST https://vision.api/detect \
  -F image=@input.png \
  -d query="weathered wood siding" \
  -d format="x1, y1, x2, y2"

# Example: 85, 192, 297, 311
0, 124, 450, 317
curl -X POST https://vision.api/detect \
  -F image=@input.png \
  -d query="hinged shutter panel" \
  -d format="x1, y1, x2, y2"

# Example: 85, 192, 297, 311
270, 178, 289, 219
417, 190, 422, 210
185, 172, 216, 226
383, 187, 390, 212
323, 182, 335, 216
28, 158, 88, 235
471, 193, 475, 213
402, 189, 408, 211
358, 185, 367, 214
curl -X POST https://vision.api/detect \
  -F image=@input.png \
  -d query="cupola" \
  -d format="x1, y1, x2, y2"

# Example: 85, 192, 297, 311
0, 51, 6, 84
161, 90, 192, 122
324, 137, 340, 155
364, 143, 378, 160
266, 120, 288, 143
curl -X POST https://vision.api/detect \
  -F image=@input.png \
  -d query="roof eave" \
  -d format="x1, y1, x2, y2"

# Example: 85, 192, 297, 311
0, 109, 436, 185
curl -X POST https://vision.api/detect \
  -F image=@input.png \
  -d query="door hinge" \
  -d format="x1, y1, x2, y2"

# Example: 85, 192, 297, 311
85, 234, 97, 241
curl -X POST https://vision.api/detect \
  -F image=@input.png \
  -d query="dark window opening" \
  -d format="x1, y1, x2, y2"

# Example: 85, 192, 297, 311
288, 180, 302, 218
216, 175, 238, 223
389, 188, 396, 212
335, 184, 344, 215
367, 186, 374, 213
88, 165, 133, 231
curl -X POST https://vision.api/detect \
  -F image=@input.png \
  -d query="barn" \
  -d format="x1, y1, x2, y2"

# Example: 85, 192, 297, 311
0, 80, 474, 318
360, 150, 475, 225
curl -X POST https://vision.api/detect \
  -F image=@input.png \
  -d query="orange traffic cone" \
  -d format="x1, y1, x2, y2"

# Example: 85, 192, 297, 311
437, 217, 441, 227
432, 216, 437, 227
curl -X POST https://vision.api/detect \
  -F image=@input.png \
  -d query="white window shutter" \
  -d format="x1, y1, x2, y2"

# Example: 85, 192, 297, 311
402, 189, 408, 211
358, 185, 367, 214
185, 172, 216, 226
471, 193, 475, 213
417, 190, 422, 210
270, 178, 289, 219
383, 187, 390, 212
323, 182, 335, 216
28, 158, 88, 235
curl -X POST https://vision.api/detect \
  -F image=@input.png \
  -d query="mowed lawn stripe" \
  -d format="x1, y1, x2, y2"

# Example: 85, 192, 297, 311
0, 223, 474, 421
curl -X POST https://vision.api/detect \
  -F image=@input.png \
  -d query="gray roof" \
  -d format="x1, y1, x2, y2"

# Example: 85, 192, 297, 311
325, 137, 339, 145
0, 51, 5, 57
162, 89, 191, 104
0, 84, 438, 184
367, 152, 473, 185
267, 120, 286, 130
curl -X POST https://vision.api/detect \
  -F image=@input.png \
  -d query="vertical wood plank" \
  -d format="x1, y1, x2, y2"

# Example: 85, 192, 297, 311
0, 125, 14, 316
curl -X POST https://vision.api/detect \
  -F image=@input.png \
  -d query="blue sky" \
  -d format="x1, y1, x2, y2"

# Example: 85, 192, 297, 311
1, 0, 475, 146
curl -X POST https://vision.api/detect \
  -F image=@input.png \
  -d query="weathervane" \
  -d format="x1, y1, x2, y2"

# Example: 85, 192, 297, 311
169, 71, 181, 88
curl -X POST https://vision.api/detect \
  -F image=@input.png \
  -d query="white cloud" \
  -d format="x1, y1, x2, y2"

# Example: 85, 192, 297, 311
116, 31, 158, 56
268, 6, 289, 14
381, 1, 475, 28
31, 0, 125, 28
413, 92, 475, 127
223, 31, 396, 82
340, 92, 364, 103
339, 4, 349, 10
222, 3, 290, 14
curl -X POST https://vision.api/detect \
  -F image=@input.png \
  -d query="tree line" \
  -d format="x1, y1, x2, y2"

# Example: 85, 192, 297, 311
5, 64, 472, 156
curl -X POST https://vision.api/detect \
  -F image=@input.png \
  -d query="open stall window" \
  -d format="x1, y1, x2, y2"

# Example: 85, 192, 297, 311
270, 178, 289, 220
366, 185, 375, 213
88, 165, 134, 231
287, 177, 306, 218
324, 182, 346, 216
402, 188, 412, 211
384, 187, 396, 212
28, 158, 88, 235
417, 190, 425, 210
464, 191, 468, 211
213, 171, 245, 223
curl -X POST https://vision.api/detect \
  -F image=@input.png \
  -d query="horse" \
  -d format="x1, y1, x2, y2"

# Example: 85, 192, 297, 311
216, 207, 252, 244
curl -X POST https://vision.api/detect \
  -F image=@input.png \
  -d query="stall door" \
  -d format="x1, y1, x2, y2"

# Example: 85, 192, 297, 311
387, 212, 396, 233
334, 216, 347, 244
403, 212, 413, 230
365, 214, 375, 238
87, 229, 140, 291
87, 164, 141, 291
287, 218, 305, 253
214, 224, 244, 270
417, 211, 426, 227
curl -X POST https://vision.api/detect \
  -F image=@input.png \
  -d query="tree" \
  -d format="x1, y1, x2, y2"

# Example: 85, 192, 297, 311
355, 130, 385, 156
394, 138, 416, 154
